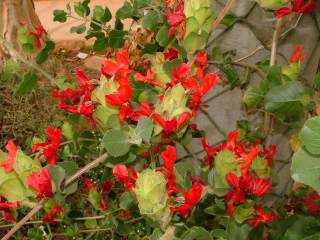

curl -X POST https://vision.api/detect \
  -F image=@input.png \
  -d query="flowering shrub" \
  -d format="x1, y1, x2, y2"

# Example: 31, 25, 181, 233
0, 0, 319, 239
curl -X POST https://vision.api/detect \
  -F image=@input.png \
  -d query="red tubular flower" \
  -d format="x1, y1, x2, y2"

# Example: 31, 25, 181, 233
119, 210, 130, 218
27, 167, 53, 199
170, 63, 191, 87
119, 103, 132, 122
102, 49, 130, 78
84, 177, 98, 192
303, 191, 320, 216
29, 26, 45, 49
276, 0, 317, 18
32, 128, 61, 165
44, 203, 64, 223
195, 51, 208, 79
170, 182, 203, 218
134, 70, 163, 87
241, 145, 259, 175
105, 77, 132, 106
161, 146, 177, 172
248, 205, 277, 228
52, 68, 96, 126
262, 144, 277, 166
113, 165, 137, 192
130, 102, 153, 121
288, 45, 305, 64
166, 0, 186, 39
0, 197, 20, 222
152, 112, 192, 135
0, 140, 18, 173
201, 137, 220, 167
164, 48, 179, 61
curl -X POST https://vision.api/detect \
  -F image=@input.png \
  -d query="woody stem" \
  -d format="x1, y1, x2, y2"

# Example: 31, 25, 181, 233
263, 18, 282, 137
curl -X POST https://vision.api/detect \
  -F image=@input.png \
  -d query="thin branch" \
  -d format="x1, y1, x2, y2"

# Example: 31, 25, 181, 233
263, 18, 282, 137
1, 153, 109, 240
0, 36, 56, 85
234, 45, 265, 63
211, 0, 237, 33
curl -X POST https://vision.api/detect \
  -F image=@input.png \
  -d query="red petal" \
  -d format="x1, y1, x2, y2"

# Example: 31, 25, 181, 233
161, 146, 176, 172
275, 7, 293, 18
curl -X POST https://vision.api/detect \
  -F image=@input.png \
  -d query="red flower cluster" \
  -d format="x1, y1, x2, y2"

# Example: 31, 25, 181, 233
160, 146, 204, 218
225, 172, 272, 216
27, 167, 53, 199
44, 203, 64, 223
84, 178, 113, 210
0, 140, 18, 173
32, 128, 61, 165
202, 130, 276, 169
29, 26, 45, 49
166, 0, 186, 39
202, 130, 277, 227
276, 0, 316, 18
176, 52, 218, 114
170, 181, 203, 218
248, 205, 277, 228
287, 191, 320, 216
52, 68, 96, 126
0, 197, 20, 222
303, 191, 320, 216
113, 164, 138, 192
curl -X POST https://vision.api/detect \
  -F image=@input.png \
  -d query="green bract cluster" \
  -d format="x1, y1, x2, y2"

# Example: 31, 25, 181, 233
183, 0, 214, 53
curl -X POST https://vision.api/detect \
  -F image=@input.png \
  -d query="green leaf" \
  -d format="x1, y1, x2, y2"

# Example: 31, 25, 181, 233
283, 216, 320, 240
119, 192, 134, 210
36, 49, 49, 64
135, 0, 151, 8
27, 228, 44, 240
116, 1, 134, 19
227, 219, 251, 240
93, 35, 109, 53
108, 30, 126, 48
93, 6, 112, 23
84, 219, 97, 229
15, 71, 38, 96
314, 72, 320, 90
48, 165, 66, 193
70, 24, 86, 34
102, 129, 131, 157
17, 28, 35, 53
233, 201, 255, 224
211, 229, 227, 239
221, 14, 237, 27
156, 25, 173, 47
150, 228, 164, 240
53, 9, 67, 22
182, 227, 212, 240
59, 161, 78, 195
291, 148, 320, 192
243, 86, 265, 108
115, 18, 124, 30
265, 81, 307, 120
74, 0, 90, 17
142, 11, 160, 31
299, 116, 320, 155
135, 117, 154, 143
1, 59, 19, 81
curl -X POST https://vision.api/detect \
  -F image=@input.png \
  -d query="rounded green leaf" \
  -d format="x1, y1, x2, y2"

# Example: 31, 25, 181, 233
291, 148, 320, 192
299, 116, 320, 155
102, 129, 131, 157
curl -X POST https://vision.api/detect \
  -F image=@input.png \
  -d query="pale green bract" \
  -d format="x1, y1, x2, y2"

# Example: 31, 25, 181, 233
134, 169, 171, 229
